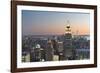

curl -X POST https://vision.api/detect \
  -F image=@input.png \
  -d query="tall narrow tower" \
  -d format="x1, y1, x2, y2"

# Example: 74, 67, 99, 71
63, 21, 73, 60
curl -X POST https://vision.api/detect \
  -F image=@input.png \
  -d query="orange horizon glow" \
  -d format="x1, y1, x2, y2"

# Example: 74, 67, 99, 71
22, 10, 90, 35
31, 23, 90, 35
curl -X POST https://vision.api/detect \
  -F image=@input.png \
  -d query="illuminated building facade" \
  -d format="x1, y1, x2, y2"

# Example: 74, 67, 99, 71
63, 23, 73, 60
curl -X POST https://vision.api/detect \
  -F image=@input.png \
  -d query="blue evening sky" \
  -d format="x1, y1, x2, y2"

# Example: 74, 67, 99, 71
22, 10, 90, 35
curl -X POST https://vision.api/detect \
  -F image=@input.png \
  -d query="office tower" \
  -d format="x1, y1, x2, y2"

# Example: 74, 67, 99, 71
45, 40, 54, 61
63, 22, 73, 60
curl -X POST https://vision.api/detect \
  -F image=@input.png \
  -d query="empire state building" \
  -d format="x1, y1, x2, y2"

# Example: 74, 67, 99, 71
63, 22, 73, 60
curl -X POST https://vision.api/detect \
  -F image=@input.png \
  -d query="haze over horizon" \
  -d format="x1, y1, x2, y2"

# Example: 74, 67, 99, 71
22, 10, 90, 36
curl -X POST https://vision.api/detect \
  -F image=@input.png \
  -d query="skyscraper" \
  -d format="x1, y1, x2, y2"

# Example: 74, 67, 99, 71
45, 40, 54, 61
63, 22, 73, 60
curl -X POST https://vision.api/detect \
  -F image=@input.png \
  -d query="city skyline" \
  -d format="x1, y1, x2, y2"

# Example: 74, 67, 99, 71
22, 10, 90, 35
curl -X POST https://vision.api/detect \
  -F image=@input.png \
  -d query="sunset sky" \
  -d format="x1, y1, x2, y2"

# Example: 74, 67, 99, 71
22, 10, 90, 35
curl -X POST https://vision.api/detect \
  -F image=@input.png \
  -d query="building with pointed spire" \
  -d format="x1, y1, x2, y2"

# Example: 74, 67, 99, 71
63, 21, 74, 60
